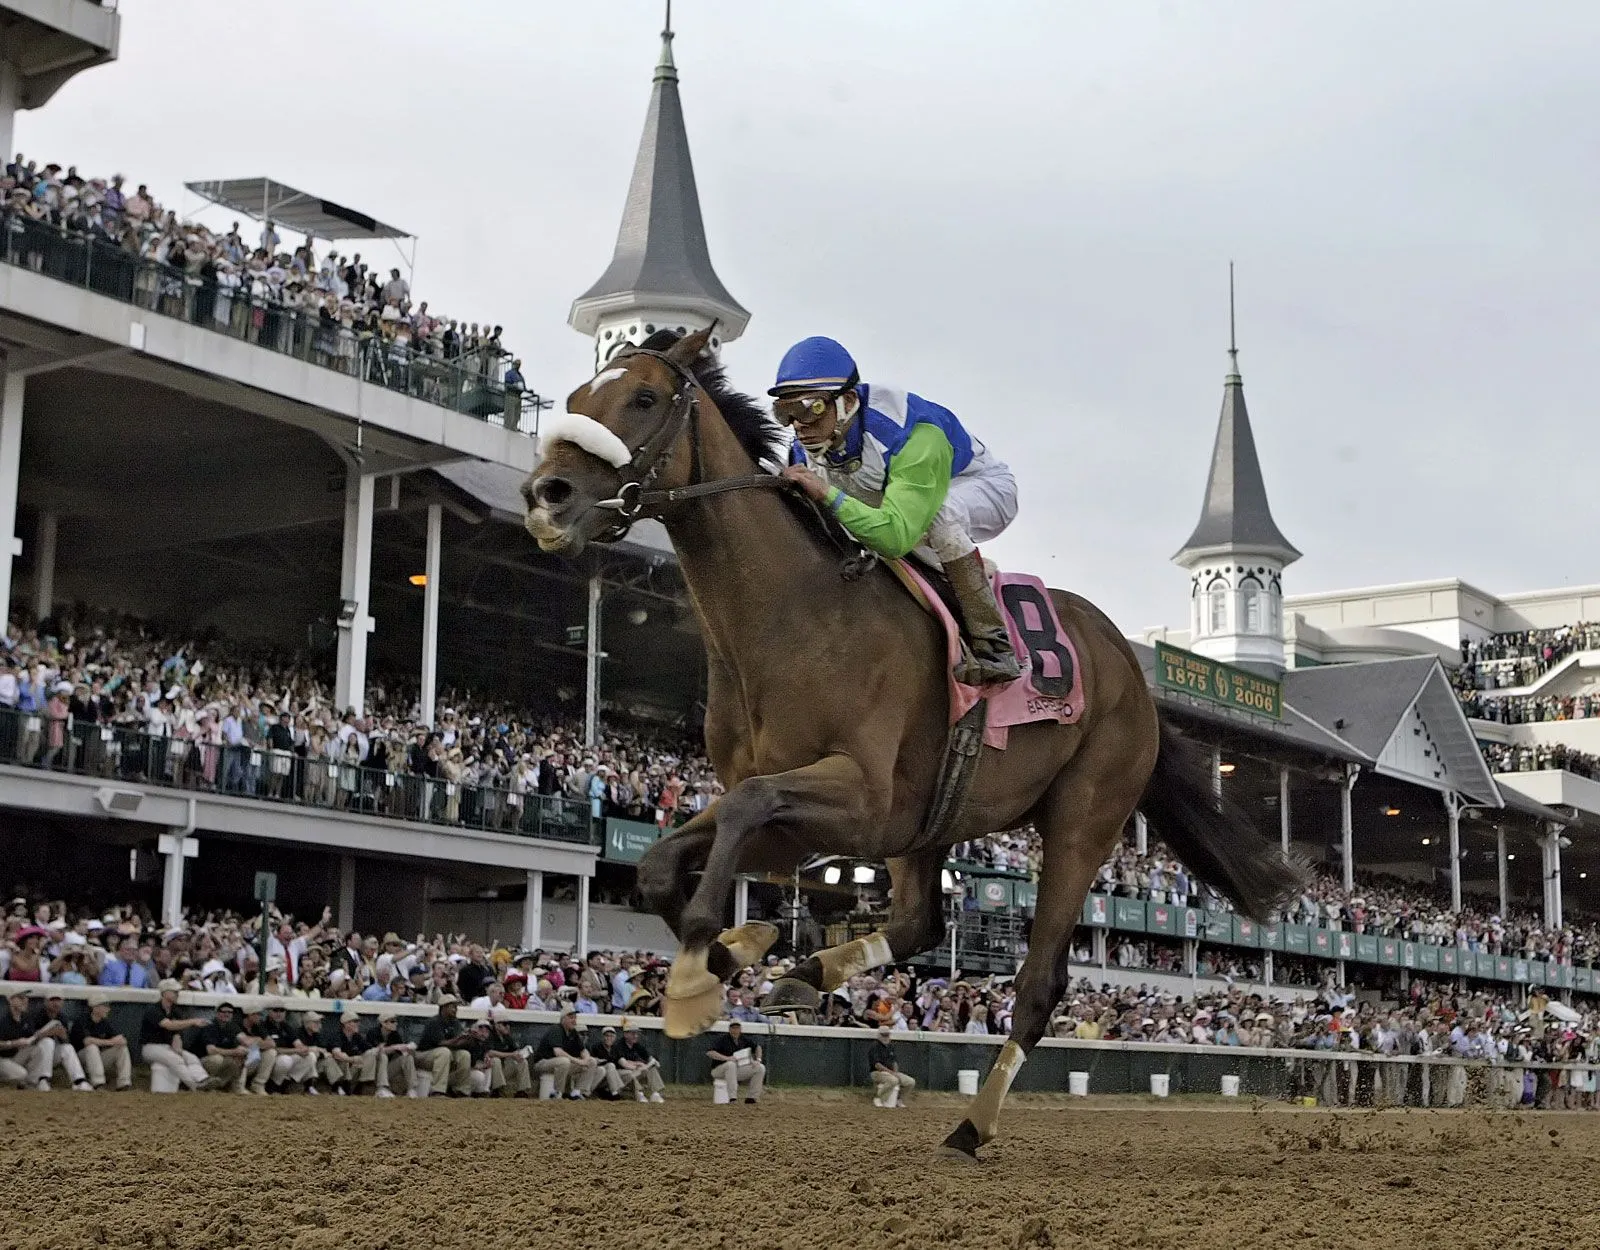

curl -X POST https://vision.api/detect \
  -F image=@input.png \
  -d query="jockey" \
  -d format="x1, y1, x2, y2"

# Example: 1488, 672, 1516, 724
773, 335, 1022, 686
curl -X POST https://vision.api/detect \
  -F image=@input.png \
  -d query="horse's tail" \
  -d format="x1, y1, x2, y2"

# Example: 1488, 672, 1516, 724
1138, 710, 1305, 922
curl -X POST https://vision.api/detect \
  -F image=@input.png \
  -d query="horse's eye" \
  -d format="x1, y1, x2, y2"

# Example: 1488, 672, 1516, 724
635, 389, 657, 409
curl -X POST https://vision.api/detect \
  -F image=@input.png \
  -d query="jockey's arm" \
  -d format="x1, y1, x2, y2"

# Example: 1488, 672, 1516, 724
825, 423, 954, 560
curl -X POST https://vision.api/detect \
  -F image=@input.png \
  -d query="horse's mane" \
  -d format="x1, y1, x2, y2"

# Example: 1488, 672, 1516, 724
636, 330, 785, 470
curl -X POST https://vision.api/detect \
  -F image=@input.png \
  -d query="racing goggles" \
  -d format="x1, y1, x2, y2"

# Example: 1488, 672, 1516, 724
771, 372, 859, 427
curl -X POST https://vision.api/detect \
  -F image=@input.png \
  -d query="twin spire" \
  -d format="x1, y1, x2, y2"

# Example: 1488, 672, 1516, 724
1173, 263, 1300, 566
568, 2, 749, 344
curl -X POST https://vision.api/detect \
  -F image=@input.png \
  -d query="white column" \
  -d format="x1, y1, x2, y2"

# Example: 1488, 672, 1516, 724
156, 832, 197, 929
1279, 766, 1291, 856
1210, 745, 1222, 800
1496, 826, 1509, 918
420, 503, 442, 726
32, 511, 56, 622
1133, 812, 1148, 856
522, 870, 544, 951
337, 855, 356, 931
0, 373, 24, 635
584, 573, 602, 748
334, 471, 376, 716
1544, 824, 1564, 930
575, 873, 591, 957
1445, 793, 1462, 913
733, 876, 750, 929
1340, 765, 1357, 893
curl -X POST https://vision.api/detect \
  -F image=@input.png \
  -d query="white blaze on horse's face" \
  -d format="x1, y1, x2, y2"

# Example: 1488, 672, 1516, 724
535, 363, 637, 471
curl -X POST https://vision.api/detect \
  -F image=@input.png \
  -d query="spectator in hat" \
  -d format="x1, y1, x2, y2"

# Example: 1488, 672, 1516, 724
0, 990, 57, 1089
25, 993, 93, 1090
326, 1011, 377, 1094
138, 980, 208, 1091
73, 992, 133, 1090
533, 1009, 600, 1099
370, 1011, 416, 1098
868, 1026, 914, 1109
615, 1022, 666, 1103
486, 1013, 532, 1097
259, 1002, 310, 1093
707, 1021, 765, 1104
198, 1001, 251, 1092
460, 1017, 499, 1096
416, 995, 472, 1097
292, 1010, 329, 1090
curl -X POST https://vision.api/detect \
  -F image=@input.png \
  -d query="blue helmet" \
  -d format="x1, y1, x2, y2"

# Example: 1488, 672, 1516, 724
769, 336, 859, 396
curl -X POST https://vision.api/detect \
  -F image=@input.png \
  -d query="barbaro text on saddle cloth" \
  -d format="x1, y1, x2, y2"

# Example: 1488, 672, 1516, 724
892, 562, 1085, 749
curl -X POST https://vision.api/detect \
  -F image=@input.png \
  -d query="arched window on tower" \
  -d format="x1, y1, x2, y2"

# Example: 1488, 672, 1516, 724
1206, 577, 1229, 634
1240, 575, 1263, 634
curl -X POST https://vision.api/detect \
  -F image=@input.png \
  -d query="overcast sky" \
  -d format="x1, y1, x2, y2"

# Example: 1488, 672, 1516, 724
18, 0, 1599, 632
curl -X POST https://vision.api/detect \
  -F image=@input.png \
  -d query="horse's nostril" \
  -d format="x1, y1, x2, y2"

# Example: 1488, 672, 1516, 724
534, 477, 574, 510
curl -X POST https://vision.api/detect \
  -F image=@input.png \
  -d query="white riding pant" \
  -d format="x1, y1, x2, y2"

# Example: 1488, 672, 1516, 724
918, 458, 1018, 565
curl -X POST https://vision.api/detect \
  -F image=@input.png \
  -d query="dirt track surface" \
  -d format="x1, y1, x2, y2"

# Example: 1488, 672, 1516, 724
3, 1089, 1599, 1250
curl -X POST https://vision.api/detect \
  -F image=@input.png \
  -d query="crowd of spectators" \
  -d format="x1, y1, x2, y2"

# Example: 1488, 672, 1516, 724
1480, 740, 1600, 782
1457, 623, 1600, 691
1457, 691, 1600, 725
0, 607, 722, 833
1, 155, 528, 411
1050, 977, 1600, 1107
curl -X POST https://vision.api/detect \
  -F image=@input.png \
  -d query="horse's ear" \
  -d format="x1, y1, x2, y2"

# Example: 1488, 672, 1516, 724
666, 324, 716, 366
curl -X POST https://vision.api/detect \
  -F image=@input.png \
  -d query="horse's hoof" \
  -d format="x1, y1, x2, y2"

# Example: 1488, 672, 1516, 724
763, 976, 821, 1012
663, 946, 723, 1039
716, 921, 780, 969
938, 1118, 984, 1162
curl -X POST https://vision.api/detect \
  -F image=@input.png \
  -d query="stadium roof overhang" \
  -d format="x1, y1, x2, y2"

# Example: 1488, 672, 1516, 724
184, 178, 411, 240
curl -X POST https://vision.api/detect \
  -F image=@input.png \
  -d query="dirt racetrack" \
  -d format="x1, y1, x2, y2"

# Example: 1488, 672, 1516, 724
3, 1088, 1598, 1250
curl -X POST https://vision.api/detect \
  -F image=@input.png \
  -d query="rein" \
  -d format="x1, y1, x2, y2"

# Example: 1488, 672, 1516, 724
580, 346, 877, 579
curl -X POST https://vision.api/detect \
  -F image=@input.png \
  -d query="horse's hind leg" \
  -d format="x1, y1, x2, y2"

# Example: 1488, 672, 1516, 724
766, 850, 946, 1016
942, 727, 1154, 1159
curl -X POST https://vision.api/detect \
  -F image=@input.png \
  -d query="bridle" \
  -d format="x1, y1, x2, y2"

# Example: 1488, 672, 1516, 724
549, 345, 878, 578
579, 346, 780, 543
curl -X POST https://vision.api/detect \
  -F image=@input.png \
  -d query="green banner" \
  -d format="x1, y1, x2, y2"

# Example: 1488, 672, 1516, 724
1439, 946, 1458, 974
1285, 925, 1311, 954
1477, 951, 1498, 980
1575, 966, 1593, 993
1551, 963, 1573, 989
1529, 961, 1547, 986
1014, 880, 1039, 911
1378, 939, 1399, 966
1417, 943, 1440, 972
1082, 894, 1111, 926
1495, 955, 1513, 981
1146, 902, 1177, 935
1234, 918, 1260, 948
1355, 934, 1379, 963
1334, 931, 1355, 959
1512, 959, 1529, 984
1401, 942, 1417, 969
1114, 897, 1147, 932
1205, 909, 1232, 941
603, 818, 662, 864
1310, 928, 1334, 958
1153, 642, 1283, 718
976, 879, 1013, 911
1182, 908, 1201, 939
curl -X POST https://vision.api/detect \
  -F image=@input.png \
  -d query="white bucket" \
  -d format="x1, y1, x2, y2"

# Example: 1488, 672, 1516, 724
957, 1069, 980, 1096
1149, 1073, 1170, 1098
1221, 1074, 1241, 1098
1068, 1071, 1090, 1097
713, 1083, 732, 1105
414, 1072, 433, 1099
537, 1072, 557, 1100
148, 1065, 181, 1094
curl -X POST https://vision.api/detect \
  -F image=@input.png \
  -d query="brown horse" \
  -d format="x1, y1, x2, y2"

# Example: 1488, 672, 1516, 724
524, 328, 1297, 1157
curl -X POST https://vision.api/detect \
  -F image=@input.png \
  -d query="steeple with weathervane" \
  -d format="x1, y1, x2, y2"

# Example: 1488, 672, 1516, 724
1172, 265, 1301, 673
569, 2, 750, 368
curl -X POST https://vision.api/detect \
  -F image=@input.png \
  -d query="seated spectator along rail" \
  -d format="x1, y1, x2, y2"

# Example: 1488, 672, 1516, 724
1, 159, 540, 428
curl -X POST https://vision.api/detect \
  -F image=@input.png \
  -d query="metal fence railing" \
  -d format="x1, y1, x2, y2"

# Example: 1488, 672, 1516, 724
0, 705, 595, 846
0, 209, 542, 430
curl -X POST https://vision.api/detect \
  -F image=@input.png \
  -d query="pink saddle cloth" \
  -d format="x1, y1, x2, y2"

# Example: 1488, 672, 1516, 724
892, 562, 1086, 750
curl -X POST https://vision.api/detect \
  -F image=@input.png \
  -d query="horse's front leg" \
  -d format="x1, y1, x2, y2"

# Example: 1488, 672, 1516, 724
663, 754, 875, 1038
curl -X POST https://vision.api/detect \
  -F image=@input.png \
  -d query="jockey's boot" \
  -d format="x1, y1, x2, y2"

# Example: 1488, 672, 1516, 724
943, 551, 1023, 686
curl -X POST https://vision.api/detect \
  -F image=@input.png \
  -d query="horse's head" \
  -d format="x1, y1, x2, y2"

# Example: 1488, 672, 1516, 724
523, 327, 714, 555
